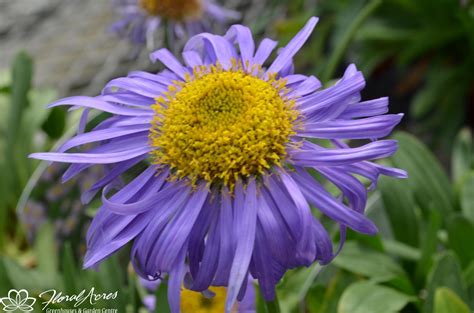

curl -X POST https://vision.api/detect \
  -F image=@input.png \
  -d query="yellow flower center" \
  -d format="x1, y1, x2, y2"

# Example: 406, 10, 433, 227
149, 62, 298, 189
139, 0, 203, 21
181, 287, 231, 313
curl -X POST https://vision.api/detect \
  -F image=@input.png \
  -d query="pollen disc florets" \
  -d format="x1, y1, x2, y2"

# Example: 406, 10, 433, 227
150, 62, 298, 188
139, 0, 203, 21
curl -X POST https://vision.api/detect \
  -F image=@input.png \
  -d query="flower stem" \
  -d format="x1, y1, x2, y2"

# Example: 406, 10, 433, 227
321, 0, 382, 83
264, 293, 281, 313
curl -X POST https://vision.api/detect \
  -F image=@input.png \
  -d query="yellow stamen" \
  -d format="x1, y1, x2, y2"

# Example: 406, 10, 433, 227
150, 60, 298, 190
139, 0, 203, 21
181, 287, 231, 313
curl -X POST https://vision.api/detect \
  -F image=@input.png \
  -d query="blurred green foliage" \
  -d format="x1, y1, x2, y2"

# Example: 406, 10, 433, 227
0, 52, 60, 251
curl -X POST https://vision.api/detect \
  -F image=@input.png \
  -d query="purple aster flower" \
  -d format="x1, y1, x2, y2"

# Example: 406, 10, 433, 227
31, 17, 406, 312
111, 0, 240, 49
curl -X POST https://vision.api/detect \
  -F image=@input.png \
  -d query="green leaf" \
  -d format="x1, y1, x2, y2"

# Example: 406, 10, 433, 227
416, 211, 442, 282
383, 239, 421, 261
392, 131, 454, 216
2, 257, 50, 292
460, 173, 474, 223
463, 261, 474, 287
379, 176, 419, 247
34, 223, 58, 282
452, 128, 473, 183
42, 107, 66, 139
434, 287, 471, 313
264, 294, 282, 313
128, 274, 138, 313
337, 281, 413, 313
97, 254, 124, 291
305, 268, 357, 313
424, 252, 468, 313
447, 215, 474, 267
333, 242, 407, 282
256, 283, 268, 313
278, 264, 323, 312
62, 242, 79, 294
0, 256, 13, 294
3, 52, 33, 211
410, 82, 438, 119
7, 52, 32, 140
155, 281, 170, 313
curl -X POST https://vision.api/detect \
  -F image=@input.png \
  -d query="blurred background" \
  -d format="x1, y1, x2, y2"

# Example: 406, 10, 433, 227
0, 0, 473, 312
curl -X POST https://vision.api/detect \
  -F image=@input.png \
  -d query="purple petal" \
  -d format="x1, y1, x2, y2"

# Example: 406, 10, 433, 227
182, 50, 203, 68
103, 77, 166, 99
213, 190, 235, 286
266, 17, 318, 75
168, 248, 187, 313
150, 49, 188, 80
339, 97, 389, 119
287, 76, 321, 98
153, 185, 208, 271
185, 33, 237, 69
225, 25, 255, 69
290, 140, 398, 167
292, 168, 377, 234
253, 38, 278, 66
81, 155, 146, 203
59, 124, 150, 153
299, 114, 403, 140
278, 171, 316, 265
49, 96, 152, 116
299, 65, 365, 120
226, 180, 258, 313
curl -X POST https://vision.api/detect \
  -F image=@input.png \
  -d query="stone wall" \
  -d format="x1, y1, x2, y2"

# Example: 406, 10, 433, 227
0, 0, 270, 96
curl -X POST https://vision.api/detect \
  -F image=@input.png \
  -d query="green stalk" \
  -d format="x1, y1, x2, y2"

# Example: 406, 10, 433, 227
322, 0, 382, 83
264, 293, 281, 313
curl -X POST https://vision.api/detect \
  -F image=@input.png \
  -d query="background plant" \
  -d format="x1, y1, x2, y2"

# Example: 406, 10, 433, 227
1, 0, 473, 312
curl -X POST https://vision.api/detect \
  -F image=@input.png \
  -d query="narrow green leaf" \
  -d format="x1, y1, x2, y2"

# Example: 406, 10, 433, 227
62, 242, 79, 294
463, 261, 474, 287
264, 293, 281, 313
278, 264, 323, 312
416, 211, 441, 282
383, 239, 421, 261
7, 51, 32, 143
460, 173, 474, 223
305, 269, 357, 313
256, 282, 267, 313
322, 0, 382, 82
410, 82, 438, 119
0, 256, 13, 294
392, 131, 454, 216
98, 254, 124, 291
333, 242, 407, 282
155, 281, 170, 313
379, 176, 419, 247
338, 281, 413, 313
424, 252, 468, 313
452, 128, 473, 183
434, 287, 470, 313
34, 223, 58, 284
128, 274, 138, 313
447, 215, 474, 267
4, 52, 33, 209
